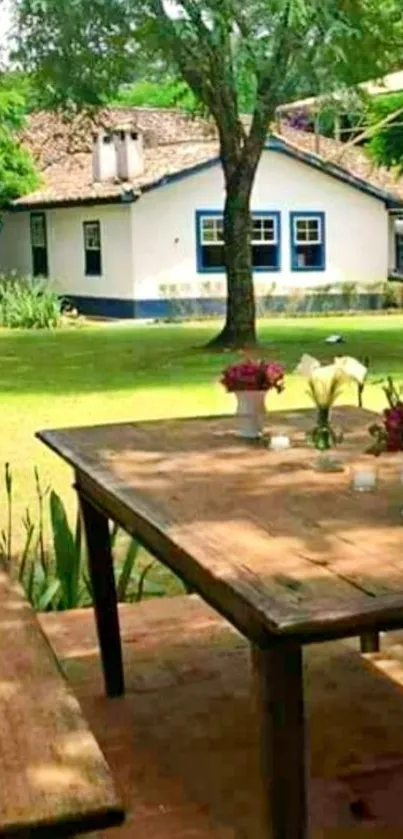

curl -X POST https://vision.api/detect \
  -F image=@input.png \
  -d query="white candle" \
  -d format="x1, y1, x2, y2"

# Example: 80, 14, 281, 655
352, 466, 377, 492
270, 434, 291, 452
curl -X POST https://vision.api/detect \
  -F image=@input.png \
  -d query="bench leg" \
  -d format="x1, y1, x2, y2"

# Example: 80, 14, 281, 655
252, 642, 308, 839
360, 632, 380, 654
79, 493, 125, 698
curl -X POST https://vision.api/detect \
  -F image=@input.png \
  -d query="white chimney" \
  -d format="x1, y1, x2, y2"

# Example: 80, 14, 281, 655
114, 127, 144, 179
92, 130, 118, 182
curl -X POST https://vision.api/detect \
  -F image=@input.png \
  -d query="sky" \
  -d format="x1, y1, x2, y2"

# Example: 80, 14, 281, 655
0, 1, 12, 49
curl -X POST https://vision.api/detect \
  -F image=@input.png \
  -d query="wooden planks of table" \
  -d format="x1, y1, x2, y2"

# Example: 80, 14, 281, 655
37, 407, 403, 839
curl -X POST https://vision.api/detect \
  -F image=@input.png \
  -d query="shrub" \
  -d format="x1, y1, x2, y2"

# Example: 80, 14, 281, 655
340, 281, 359, 311
381, 281, 400, 310
0, 275, 63, 329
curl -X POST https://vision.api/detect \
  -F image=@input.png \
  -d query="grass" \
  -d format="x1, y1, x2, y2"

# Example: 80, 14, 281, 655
1, 313, 402, 594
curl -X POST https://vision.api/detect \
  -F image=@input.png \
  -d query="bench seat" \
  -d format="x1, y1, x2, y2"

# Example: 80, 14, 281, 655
0, 570, 124, 837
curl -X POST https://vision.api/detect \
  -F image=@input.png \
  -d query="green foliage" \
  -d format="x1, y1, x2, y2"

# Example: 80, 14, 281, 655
0, 70, 41, 113
366, 92, 403, 172
381, 280, 403, 310
49, 490, 83, 609
113, 78, 199, 113
0, 276, 63, 329
11, 0, 138, 109
0, 464, 167, 611
340, 281, 359, 311
0, 85, 39, 204
11, 0, 403, 114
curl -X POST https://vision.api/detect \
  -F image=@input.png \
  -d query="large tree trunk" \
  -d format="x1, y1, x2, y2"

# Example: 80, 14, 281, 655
208, 183, 256, 349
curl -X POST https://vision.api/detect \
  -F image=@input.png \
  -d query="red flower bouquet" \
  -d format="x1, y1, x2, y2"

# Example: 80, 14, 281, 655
368, 377, 403, 454
221, 359, 285, 393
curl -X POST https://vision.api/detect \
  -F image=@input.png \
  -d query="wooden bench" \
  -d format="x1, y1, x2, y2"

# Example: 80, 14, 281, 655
0, 569, 124, 837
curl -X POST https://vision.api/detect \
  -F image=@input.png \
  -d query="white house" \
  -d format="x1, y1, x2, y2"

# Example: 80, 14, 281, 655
0, 107, 403, 318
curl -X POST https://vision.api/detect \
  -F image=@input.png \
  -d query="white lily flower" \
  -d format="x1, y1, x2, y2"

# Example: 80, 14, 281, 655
309, 364, 344, 407
295, 354, 321, 377
334, 356, 367, 386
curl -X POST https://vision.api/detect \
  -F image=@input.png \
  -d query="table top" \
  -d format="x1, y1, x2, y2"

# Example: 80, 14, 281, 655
38, 407, 403, 645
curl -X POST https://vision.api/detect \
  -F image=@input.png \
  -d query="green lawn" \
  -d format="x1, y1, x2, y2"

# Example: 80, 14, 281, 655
1, 314, 402, 591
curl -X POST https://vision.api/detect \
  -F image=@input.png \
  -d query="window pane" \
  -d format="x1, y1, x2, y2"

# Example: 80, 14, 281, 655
84, 222, 101, 250
31, 214, 46, 247
396, 234, 403, 272
202, 223, 215, 243
32, 247, 48, 278
85, 249, 102, 276
201, 217, 223, 243
201, 244, 225, 269
294, 217, 321, 244
295, 244, 323, 268
252, 217, 276, 244
306, 219, 320, 241
252, 244, 278, 269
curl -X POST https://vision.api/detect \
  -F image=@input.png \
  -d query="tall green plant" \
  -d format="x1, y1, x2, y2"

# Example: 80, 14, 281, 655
0, 464, 167, 611
0, 276, 63, 329
49, 490, 83, 609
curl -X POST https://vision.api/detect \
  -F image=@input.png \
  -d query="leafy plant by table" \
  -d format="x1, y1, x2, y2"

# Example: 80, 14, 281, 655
0, 463, 167, 611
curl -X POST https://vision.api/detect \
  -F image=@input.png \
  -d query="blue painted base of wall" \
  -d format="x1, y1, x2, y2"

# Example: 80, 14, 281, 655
65, 293, 390, 320
64, 296, 136, 319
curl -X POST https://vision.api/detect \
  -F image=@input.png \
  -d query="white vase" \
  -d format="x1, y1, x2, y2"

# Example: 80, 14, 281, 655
235, 390, 267, 439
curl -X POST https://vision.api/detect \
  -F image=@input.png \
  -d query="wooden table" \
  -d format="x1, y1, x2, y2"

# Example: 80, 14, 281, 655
38, 407, 403, 839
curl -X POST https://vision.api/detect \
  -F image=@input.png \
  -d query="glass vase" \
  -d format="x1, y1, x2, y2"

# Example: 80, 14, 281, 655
235, 390, 266, 439
308, 406, 339, 451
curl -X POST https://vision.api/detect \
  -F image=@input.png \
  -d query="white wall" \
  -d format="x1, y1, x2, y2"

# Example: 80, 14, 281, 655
131, 149, 389, 301
0, 213, 32, 276
0, 204, 135, 300
47, 204, 134, 299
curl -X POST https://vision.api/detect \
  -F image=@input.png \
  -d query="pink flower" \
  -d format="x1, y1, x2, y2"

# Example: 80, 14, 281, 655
221, 359, 285, 393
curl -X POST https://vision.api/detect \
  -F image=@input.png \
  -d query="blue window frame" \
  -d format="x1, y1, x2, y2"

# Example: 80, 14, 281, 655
196, 210, 281, 273
396, 231, 403, 274
251, 213, 281, 272
290, 212, 326, 272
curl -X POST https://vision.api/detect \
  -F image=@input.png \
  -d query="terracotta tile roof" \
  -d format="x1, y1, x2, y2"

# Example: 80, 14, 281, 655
12, 107, 403, 208
278, 124, 403, 202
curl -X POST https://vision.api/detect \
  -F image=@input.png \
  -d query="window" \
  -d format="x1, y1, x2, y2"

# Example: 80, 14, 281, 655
251, 215, 280, 270
198, 214, 225, 271
291, 213, 325, 271
30, 212, 48, 277
84, 221, 102, 276
396, 232, 403, 274
196, 211, 281, 272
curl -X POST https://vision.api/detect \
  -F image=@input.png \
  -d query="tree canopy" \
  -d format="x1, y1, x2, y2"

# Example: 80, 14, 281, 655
0, 80, 39, 205
7, 0, 403, 345
366, 92, 403, 173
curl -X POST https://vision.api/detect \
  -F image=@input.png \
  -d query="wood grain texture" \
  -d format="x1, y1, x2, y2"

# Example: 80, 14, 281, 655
37, 407, 403, 643
0, 571, 124, 837
79, 492, 124, 698
252, 642, 307, 839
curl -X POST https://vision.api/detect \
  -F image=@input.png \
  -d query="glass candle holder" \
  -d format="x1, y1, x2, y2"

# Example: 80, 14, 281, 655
270, 434, 291, 452
351, 464, 377, 492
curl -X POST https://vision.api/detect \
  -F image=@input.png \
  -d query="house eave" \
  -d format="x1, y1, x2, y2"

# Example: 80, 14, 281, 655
10, 191, 140, 213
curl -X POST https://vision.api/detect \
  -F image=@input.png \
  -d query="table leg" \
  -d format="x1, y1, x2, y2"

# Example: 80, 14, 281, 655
252, 642, 307, 839
360, 632, 380, 654
79, 493, 125, 698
